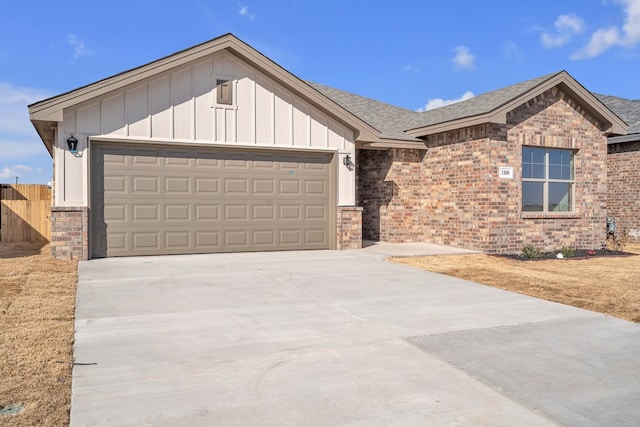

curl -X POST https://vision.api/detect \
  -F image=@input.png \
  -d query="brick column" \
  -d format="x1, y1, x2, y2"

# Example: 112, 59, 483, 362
50, 206, 89, 260
336, 206, 363, 250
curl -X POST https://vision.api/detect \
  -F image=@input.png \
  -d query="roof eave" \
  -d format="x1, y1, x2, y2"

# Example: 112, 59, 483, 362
607, 133, 640, 144
404, 113, 501, 138
357, 137, 427, 150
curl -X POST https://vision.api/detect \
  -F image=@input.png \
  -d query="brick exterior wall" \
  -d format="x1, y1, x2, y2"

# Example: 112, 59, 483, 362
358, 87, 608, 254
50, 206, 89, 260
336, 206, 363, 249
607, 141, 640, 241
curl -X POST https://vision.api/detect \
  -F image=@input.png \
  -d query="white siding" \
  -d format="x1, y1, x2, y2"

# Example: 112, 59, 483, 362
58, 52, 356, 206
149, 76, 171, 139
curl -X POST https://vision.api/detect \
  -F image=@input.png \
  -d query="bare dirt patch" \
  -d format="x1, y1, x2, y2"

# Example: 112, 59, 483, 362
0, 243, 77, 427
392, 244, 640, 323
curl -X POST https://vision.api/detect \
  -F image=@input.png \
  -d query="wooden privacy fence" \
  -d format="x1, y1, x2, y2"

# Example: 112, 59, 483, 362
0, 184, 51, 243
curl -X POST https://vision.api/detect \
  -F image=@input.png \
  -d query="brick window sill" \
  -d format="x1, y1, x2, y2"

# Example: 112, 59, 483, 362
521, 212, 580, 220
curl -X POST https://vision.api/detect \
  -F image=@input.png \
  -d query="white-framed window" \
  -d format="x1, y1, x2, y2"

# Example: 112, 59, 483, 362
522, 147, 575, 213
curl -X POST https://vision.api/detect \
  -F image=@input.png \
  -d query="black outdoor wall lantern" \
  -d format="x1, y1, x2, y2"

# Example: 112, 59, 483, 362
343, 154, 354, 171
66, 135, 78, 154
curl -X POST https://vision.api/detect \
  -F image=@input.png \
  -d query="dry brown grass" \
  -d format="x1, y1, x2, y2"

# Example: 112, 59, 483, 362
392, 243, 640, 323
0, 242, 77, 427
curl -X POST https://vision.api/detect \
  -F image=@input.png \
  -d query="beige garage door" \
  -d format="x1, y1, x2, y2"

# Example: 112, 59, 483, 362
91, 143, 334, 257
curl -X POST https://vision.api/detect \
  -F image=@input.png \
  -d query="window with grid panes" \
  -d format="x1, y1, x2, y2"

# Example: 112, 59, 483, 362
522, 147, 574, 213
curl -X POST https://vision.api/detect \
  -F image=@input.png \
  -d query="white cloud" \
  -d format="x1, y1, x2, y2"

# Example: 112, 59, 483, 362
0, 82, 52, 137
541, 14, 585, 47
0, 164, 32, 179
418, 91, 475, 112
403, 65, 419, 72
504, 41, 524, 61
571, 0, 640, 59
239, 5, 255, 20
0, 139, 45, 160
452, 46, 475, 70
556, 14, 585, 33
67, 34, 94, 59
571, 27, 621, 59
0, 82, 54, 183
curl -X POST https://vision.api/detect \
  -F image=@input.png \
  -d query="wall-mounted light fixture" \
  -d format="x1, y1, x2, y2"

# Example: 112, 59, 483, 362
343, 154, 354, 171
66, 135, 78, 154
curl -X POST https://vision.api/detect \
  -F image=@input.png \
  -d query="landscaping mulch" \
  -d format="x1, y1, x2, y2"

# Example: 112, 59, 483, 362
500, 248, 635, 261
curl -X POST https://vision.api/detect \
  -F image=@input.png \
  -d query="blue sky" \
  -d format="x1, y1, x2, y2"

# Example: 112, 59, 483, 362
2, 0, 639, 184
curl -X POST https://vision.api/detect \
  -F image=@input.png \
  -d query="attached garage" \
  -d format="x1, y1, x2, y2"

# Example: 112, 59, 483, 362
29, 34, 381, 260
91, 143, 334, 257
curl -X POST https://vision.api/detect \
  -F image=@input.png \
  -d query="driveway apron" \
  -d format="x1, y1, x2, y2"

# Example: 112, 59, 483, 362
73, 249, 640, 426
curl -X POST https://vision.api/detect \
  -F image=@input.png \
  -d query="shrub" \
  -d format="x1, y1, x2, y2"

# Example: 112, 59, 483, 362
521, 244, 542, 260
603, 225, 628, 253
560, 246, 574, 258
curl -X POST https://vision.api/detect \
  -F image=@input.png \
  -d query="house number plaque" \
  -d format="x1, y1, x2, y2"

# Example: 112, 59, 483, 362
499, 167, 514, 179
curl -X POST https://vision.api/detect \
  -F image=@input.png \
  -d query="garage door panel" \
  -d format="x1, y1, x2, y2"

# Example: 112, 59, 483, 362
223, 158, 250, 169
165, 177, 190, 193
133, 176, 160, 193
225, 205, 248, 220
253, 230, 275, 246
92, 143, 333, 257
305, 229, 327, 244
224, 178, 249, 194
280, 229, 301, 245
104, 176, 126, 192
133, 232, 159, 248
104, 205, 126, 221
165, 205, 190, 221
195, 231, 220, 247
107, 233, 126, 251
254, 205, 275, 220
195, 178, 220, 194
253, 179, 275, 195
102, 150, 127, 165
253, 159, 277, 170
132, 205, 160, 222
194, 156, 222, 168
280, 180, 301, 195
195, 205, 220, 221
280, 205, 301, 220
305, 180, 326, 195
305, 205, 326, 219
225, 230, 249, 247
166, 232, 190, 248
164, 152, 191, 166
132, 152, 161, 166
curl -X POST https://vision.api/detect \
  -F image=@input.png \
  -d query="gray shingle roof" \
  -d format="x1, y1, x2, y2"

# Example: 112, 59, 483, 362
309, 72, 563, 141
307, 82, 422, 141
594, 94, 640, 134
406, 72, 561, 130
310, 71, 633, 142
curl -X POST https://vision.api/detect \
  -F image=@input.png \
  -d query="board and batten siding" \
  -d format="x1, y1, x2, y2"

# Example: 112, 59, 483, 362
55, 52, 356, 207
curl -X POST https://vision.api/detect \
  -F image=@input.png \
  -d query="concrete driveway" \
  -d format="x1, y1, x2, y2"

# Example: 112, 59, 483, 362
73, 246, 640, 426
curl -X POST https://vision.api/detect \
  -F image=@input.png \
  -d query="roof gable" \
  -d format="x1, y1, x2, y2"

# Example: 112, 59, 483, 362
405, 71, 627, 137
29, 33, 380, 153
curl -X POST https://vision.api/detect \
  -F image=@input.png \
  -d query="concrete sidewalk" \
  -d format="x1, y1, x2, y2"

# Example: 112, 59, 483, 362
73, 248, 640, 426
